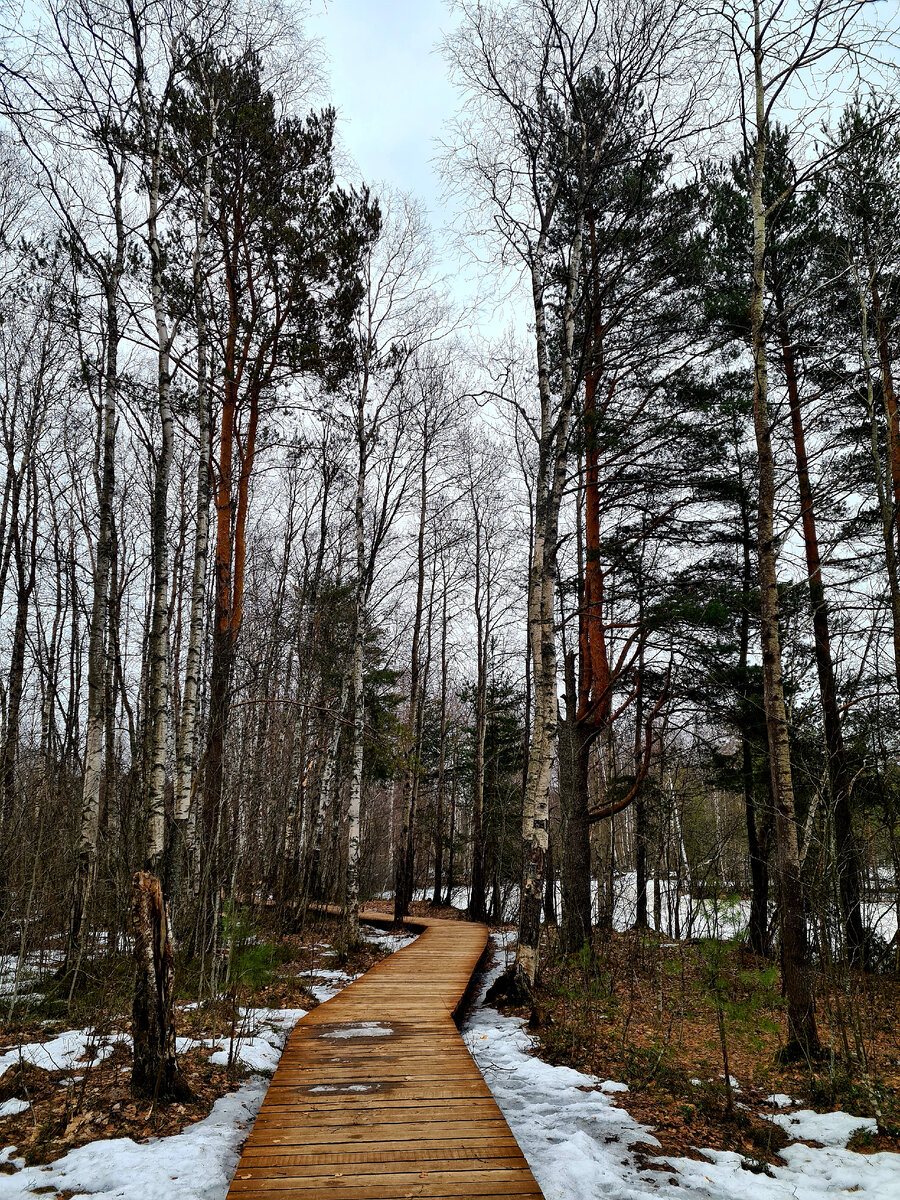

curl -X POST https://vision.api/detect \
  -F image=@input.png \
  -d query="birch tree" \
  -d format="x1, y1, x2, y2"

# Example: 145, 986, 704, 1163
0, 0, 135, 975
704, 0, 897, 1056
338, 195, 448, 942
446, 0, 701, 997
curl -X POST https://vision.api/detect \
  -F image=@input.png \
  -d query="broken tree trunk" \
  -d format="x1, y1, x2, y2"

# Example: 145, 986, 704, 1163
131, 871, 190, 1102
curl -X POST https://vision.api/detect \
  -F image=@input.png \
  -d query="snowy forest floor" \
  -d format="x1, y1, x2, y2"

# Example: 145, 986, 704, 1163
0, 910, 898, 1199
469, 934, 900, 1200
0, 913, 409, 1177
483, 925, 900, 1173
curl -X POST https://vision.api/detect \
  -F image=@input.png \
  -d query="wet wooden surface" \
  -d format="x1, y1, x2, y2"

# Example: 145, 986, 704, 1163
225, 909, 543, 1199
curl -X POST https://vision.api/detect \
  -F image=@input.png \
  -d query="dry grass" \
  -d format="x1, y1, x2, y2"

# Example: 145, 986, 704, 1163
0, 911, 398, 1170
511, 926, 900, 1167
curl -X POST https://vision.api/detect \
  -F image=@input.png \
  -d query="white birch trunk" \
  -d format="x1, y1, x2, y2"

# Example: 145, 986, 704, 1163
67, 174, 125, 972
345, 415, 367, 946
173, 127, 215, 896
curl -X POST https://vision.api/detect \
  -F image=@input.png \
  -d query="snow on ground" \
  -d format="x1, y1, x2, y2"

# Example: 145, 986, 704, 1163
670, 1140, 900, 1200
0, 949, 378, 1198
4, 922, 896, 1200
463, 936, 678, 1200
768, 1108, 877, 1147
0, 1029, 126, 1077
297, 929, 417, 1003
0, 1081, 266, 1200
0, 949, 61, 1005
359, 927, 418, 953
463, 934, 900, 1200
0, 1019, 290, 1200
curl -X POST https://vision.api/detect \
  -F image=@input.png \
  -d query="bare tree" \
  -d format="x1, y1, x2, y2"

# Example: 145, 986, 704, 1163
704, 0, 898, 1057
446, 0, 702, 997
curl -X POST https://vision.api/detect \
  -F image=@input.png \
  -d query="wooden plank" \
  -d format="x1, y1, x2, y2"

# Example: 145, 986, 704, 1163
225, 909, 544, 1200
241, 1147, 525, 1167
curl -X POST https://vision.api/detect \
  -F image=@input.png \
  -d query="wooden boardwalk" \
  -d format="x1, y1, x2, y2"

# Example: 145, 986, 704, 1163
226, 909, 543, 1199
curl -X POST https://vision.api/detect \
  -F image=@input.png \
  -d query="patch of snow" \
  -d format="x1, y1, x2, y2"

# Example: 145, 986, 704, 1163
0, 1000, 327, 1197
767, 1108, 877, 1147
240, 1006, 306, 1033
669, 1142, 900, 1200
600, 1080, 628, 1094
0, 1101, 28, 1118
208, 1035, 286, 1074
308, 983, 340, 1003
359, 928, 418, 953
0, 1081, 266, 1200
178, 1009, 307, 1074
464, 943, 671, 1200
766, 1093, 795, 1108
0, 1030, 125, 1077
0, 949, 63, 1000
175, 1036, 218, 1054
305, 965, 368, 1004
467, 934, 900, 1200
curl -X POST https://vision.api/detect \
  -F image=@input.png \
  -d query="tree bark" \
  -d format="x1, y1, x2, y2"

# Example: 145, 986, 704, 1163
432, 579, 449, 905
858, 283, 900, 701
871, 278, 900, 552
509, 228, 583, 997
734, 447, 772, 957
142, 134, 175, 877
558, 653, 592, 954
168, 125, 214, 911
749, 7, 819, 1057
394, 442, 429, 923
468, 503, 488, 923
344, 382, 369, 948
67, 259, 122, 975
774, 287, 865, 966
131, 871, 189, 1101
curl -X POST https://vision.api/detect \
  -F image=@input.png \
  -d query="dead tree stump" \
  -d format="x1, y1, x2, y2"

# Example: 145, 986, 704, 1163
131, 870, 190, 1101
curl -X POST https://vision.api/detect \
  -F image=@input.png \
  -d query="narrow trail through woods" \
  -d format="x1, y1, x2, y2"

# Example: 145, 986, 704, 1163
225, 910, 544, 1199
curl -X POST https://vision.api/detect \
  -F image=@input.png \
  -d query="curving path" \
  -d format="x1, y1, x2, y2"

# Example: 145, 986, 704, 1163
226, 909, 543, 1199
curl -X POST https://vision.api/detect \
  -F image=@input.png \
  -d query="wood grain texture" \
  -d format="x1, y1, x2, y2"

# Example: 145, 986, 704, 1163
225, 910, 543, 1199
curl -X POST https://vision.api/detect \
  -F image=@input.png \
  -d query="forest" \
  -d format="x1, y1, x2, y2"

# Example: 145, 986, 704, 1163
0, 0, 899, 1197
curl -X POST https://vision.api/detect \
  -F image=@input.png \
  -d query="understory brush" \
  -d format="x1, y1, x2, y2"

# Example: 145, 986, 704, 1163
0, 908, 393, 1169
521, 924, 900, 1165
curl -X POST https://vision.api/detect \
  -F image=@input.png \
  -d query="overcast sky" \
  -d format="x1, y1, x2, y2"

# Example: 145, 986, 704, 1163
305, 1, 517, 333
306, 0, 458, 221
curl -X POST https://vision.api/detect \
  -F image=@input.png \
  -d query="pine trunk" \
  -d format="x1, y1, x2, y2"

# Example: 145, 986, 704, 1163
558, 654, 592, 954
776, 294, 864, 966
749, 20, 819, 1056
